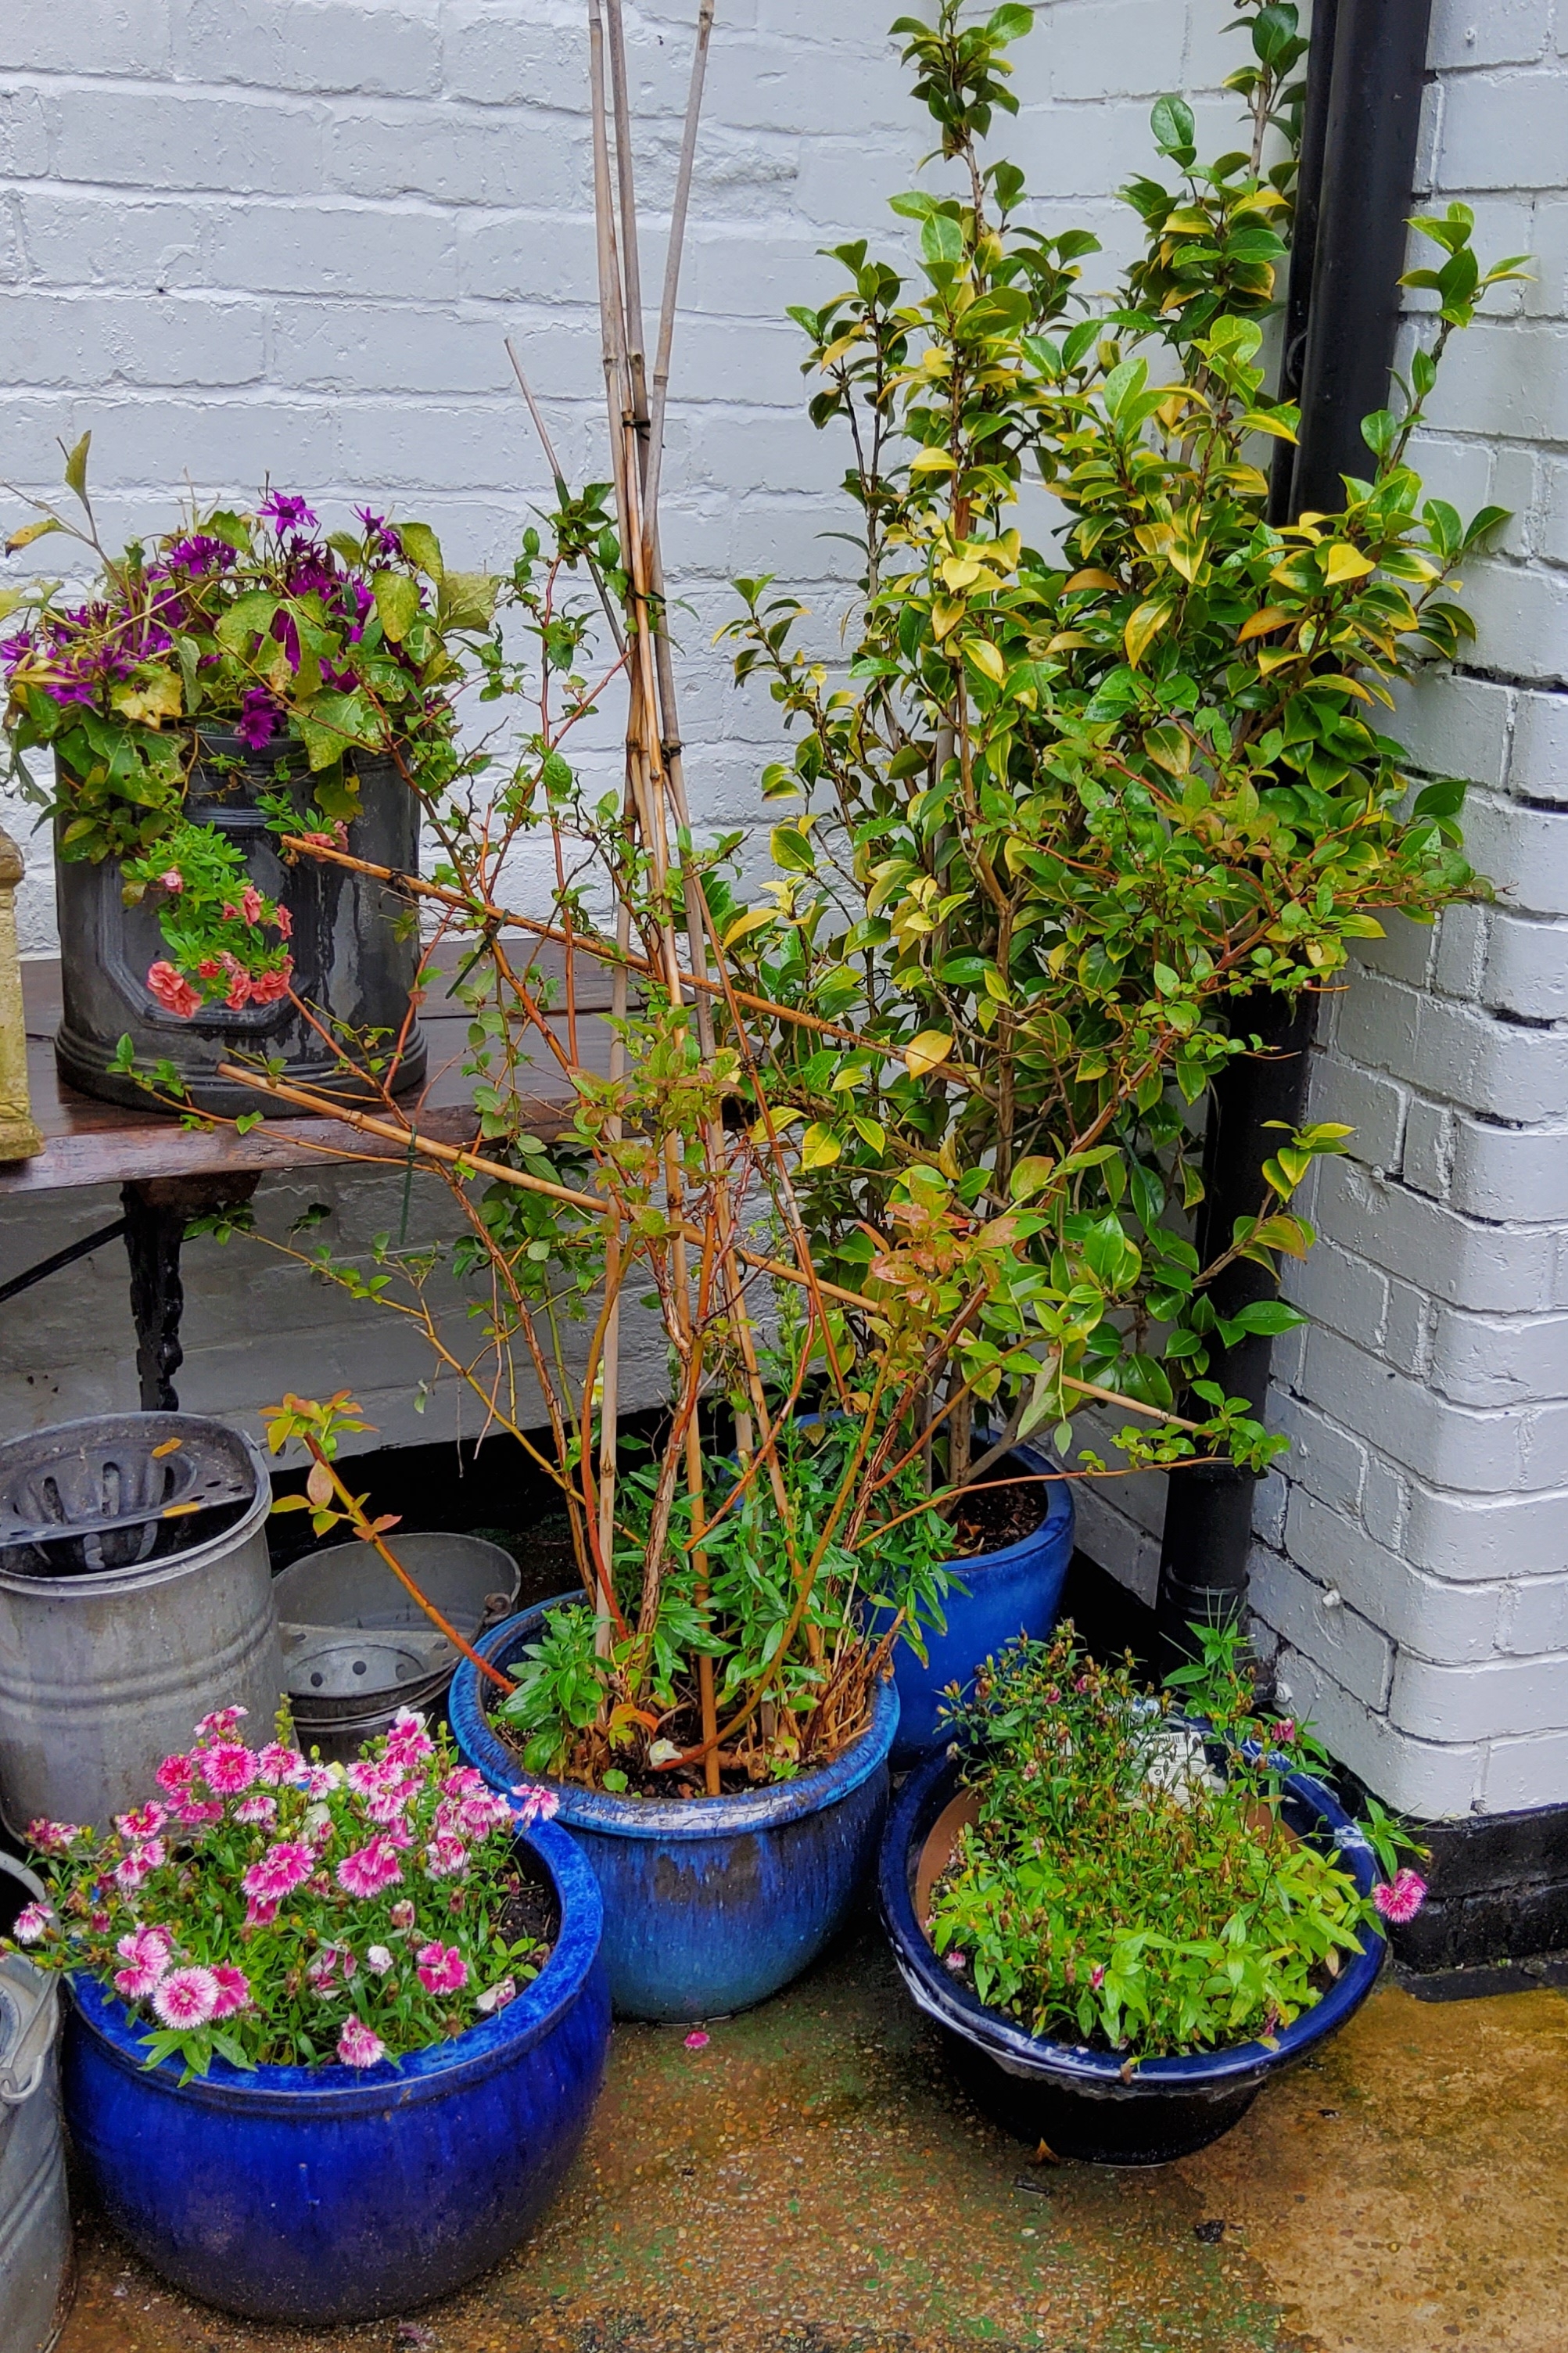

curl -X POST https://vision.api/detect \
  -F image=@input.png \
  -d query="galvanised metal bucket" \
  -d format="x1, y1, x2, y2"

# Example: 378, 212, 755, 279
0, 1414, 285, 1834
275, 1532, 521, 1763
0, 1855, 73, 2352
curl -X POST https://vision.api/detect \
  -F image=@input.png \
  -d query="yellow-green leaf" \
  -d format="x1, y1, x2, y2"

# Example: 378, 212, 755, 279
799, 1123, 842, 1170
1236, 409, 1298, 443
5, 516, 63, 554
372, 570, 422, 645
396, 521, 443, 581
903, 1029, 954, 1079
111, 671, 184, 727
1237, 606, 1291, 644
1322, 543, 1376, 586
1123, 597, 1172, 669
963, 636, 1006, 685
721, 905, 778, 949
910, 448, 959, 473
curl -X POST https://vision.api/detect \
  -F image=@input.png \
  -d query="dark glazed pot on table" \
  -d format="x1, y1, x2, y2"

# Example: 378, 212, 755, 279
62, 1815, 608, 2326
882, 1439, 1075, 1768
879, 1745, 1385, 2165
54, 731, 426, 1117
451, 1596, 899, 2022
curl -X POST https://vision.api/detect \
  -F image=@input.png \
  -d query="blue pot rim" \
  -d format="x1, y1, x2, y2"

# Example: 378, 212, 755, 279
66, 1812, 603, 2117
792, 1418, 1073, 1582
934, 1435, 1072, 1579
881, 1741, 1385, 2096
451, 1598, 899, 1841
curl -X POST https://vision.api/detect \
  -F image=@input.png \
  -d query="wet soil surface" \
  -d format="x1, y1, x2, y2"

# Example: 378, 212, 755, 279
950, 1473, 1049, 1557
56, 1922, 1568, 2353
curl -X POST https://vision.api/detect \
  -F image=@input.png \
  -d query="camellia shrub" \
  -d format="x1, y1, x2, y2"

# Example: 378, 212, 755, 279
720, 0, 1527, 1480
6, 1701, 558, 2080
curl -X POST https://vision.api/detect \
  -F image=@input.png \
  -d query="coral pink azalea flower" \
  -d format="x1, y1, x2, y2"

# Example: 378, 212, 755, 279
146, 961, 203, 1019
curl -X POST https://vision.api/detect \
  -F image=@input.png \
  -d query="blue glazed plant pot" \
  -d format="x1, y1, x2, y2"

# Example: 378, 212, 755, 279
880, 1746, 1385, 2165
451, 1600, 899, 2023
886, 1440, 1075, 1767
61, 1817, 609, 2325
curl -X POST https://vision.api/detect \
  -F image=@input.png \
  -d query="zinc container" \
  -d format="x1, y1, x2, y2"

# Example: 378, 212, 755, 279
0, 1413, 285, 1834
0, 1855, 73, 2352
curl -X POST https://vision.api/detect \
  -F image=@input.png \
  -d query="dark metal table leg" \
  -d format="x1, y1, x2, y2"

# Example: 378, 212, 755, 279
120, 1176, 261, 1412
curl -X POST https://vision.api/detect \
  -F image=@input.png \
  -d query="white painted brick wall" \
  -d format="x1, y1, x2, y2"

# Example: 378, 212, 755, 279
0, 0, 1233, 1456
1247, 12, 1568, 1822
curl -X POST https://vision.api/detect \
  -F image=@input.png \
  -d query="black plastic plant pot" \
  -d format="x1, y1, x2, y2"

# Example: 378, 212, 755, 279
53, 732, 426, 1118
879, 1747, 1385, 2166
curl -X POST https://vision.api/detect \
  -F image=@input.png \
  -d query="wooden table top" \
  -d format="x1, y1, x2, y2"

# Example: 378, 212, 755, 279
0, 939, 613, 1198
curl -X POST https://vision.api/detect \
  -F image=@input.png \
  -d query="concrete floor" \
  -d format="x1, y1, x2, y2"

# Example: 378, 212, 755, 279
56, 1920, 1568, 2353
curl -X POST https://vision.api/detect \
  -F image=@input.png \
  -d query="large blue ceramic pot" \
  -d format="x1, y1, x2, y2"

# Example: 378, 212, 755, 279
62, 1816, 608, 2324
451, 1598, 899, 2023
886, 1439, 1075, 1767
880, 1745, 1385, 2165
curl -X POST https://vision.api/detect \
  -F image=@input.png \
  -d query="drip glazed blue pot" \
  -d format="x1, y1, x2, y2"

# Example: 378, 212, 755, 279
880, 1745, 1385, 2165
886, 1441, 1075, 1767
451, 1599, 899, 2022
62, 1816, 608, 2324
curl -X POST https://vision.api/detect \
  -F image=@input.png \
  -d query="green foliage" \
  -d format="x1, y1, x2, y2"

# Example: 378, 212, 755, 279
928, 1622, 1386, 2059
719, 0, 1523, 1474
494, 1420, 956, 1784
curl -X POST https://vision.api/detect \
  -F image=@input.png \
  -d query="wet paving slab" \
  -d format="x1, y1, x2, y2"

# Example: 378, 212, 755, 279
56, 1921, 1568, 2353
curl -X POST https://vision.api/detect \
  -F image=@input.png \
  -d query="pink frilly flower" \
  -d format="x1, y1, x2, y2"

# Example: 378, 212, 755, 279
195, 1708, 248, 1741
241, 1841, 314, 1903
157, 868, 184, 894
366, 1944, 395, 1975
273, 902, 292, 940
235, 1791, 278, 1827
11, 1902, 52, 1945
201, 1741, 258, 1796
414, 1941, 467, 1996
388, 1899, 416, 1932
295, 1764, 334, 1800
1373, 1869, 1427, 1924
113, 1960, 164, 2001
152, 1966, 220, 2029
113, 1802, 167, 1840
27, 1818, 86, 1853
146, 960, 203, 1019
422, 1832, 468, 1882
244, 1894, 280, 1928
113, 1848, 153, 1893
174, 1798, 226, 1829
335, 2014, 386, 2069
384, 1710, 432, 1766
475, 1976, 516, 2015
336, 1838, 404, 1900
118, 1924, 174, 1976
239, 885, 264, 926
440, 1768, 486, 1802
509, 1782, 560, 1829
1089, 1963, 1107, 1991
210, 1963, 252, 2018
155, 1751, 196, 1798
257, 1743, 306, 1787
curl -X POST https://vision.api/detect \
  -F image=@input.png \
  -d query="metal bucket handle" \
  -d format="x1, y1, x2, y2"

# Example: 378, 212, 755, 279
0, 1955, 58, 2105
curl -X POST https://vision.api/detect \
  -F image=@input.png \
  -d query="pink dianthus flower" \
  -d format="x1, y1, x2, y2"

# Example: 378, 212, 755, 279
1373, 1869, 1426, 1924
414, 1941, 467, 1996
257, 1743, 305, 1787
241, 1841, 314, 1903
335, 1838, 404, 1899
201, 1742, 258, 1796
152, 1967, 220, 2029
210, 1964, 252, 2018
335, 2014, 386, 2069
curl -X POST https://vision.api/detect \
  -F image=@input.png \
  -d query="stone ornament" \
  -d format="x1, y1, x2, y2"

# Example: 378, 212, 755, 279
0, 827, 43, 1161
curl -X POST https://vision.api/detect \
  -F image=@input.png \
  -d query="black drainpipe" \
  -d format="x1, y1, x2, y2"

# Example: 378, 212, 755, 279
1154, 0, 1434, 1674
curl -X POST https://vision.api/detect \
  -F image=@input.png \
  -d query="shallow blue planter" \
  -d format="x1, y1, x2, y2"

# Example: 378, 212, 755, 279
881, 1744, 1385, 2164
62, 1816, 609, 2325
886, 1441, 1075, 1766
452, 1600, 899, 2023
